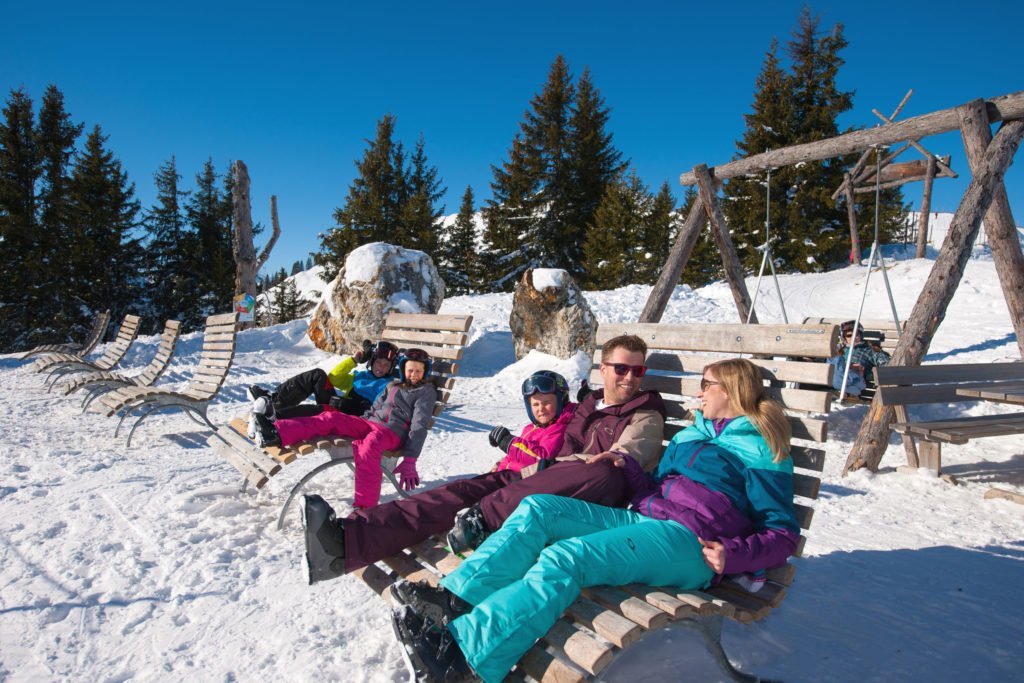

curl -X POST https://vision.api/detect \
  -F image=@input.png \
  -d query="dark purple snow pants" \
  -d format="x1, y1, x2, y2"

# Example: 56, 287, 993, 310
341, 459, 625, 573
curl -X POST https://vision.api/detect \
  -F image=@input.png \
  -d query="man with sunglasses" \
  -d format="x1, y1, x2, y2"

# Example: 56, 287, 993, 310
301, 335, 666, 583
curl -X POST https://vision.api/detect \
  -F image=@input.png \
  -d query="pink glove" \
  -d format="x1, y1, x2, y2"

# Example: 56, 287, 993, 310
393, 458, 420, 491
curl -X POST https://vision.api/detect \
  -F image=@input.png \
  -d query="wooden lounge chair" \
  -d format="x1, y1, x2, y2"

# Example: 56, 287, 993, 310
61, 320, 182, 412
35, 314, 142, 391
96, 313, 238, 447
18, 309, 110, 361
353, 321, 838, 682
208, 312, 473, 529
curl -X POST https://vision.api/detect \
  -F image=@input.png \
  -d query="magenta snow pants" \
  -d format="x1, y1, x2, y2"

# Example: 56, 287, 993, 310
274, 411, 402, 508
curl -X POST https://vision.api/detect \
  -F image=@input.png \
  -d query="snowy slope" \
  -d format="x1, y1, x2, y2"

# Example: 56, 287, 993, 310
1, 216, 1022, 682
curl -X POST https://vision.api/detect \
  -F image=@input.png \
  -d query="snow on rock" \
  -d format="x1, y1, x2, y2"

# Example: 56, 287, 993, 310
509, 268, 597, 361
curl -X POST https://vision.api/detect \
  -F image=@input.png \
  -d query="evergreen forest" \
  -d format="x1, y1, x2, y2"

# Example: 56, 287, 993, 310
0, 9, 907, 353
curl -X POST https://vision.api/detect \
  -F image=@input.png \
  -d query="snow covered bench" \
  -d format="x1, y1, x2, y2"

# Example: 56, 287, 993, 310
208, 312, 473, 529
353, 321, 840, 682
874, 362, 1024, 479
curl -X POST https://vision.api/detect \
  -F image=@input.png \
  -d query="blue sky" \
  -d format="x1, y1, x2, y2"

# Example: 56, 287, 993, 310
4, 1, 1022, 275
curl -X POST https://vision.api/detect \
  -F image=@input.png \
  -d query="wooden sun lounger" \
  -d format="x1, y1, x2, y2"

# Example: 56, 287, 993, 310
208, 312, 473, 529
35, 315, 142, 391
61, 320, 182, 411
18, 309, 110, 361
96, 313, 238, 447
356, 321, 839, 682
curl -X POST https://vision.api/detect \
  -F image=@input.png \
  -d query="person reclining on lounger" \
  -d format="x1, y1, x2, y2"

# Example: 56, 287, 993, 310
302, 335, 666, 584
250, 349, 436, 509
300, 370, 578, 584
247, 339, 399, 424
388, 358, 799, 683
828, 320, 891, 397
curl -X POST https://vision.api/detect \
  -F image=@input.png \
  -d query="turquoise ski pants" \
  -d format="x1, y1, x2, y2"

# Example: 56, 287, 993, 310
440, 494, 713, 683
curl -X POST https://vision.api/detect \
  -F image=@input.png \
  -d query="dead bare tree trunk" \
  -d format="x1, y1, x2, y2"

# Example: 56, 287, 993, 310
232, 160, 282, 327
843, 113, 1024, 475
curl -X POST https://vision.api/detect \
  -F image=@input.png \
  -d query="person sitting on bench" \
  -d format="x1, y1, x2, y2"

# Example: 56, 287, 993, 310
829, 320, 891, 396
247, 340, 399, 427
389, 358, 798, 683
301, 334, 665, 584
250, 349, 436, 509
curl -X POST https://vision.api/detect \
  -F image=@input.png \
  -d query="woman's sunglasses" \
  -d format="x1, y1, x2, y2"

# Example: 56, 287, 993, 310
700, 378, 720, 391
605, 363, 647, 378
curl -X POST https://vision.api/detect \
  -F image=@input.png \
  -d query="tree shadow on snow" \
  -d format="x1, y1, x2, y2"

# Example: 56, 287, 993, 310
941, 452, 1024, 487
924, 332, 1018, 361
455, 331, 517, 378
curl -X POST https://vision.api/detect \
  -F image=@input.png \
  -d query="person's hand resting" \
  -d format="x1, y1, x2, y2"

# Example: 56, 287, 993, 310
353, 339, 373, 363
586, 451, 627, 467
699, 537, 727, 574
488, 425, 513, 452
393, 458, 420, 491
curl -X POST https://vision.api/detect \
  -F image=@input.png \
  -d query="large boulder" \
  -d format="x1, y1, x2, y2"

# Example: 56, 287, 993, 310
308, 242, 444, 353
510, 268, 597, 360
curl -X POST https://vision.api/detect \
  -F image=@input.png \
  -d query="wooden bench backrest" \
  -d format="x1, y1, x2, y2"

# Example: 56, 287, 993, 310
595, 322, 839, 555
95, 314, 141, 368
136, 320, 182, 386
184, 313, 239, 399
875, 362, 1024, 406
804, 316, 906, 351
81, 309, 112, 356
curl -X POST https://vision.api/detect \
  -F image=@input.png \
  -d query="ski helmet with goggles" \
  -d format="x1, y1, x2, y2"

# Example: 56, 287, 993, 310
840, 320, 863, 340
521, 370, 570, 425
398, 348, 432, 384
369, 341, 399, 369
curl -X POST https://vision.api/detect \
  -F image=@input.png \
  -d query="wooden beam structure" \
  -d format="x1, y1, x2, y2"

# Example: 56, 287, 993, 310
843, 109, 1024, 474
679, 91, 1024, 186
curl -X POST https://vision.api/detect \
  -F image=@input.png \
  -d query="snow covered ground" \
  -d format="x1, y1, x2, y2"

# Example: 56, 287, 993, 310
1, 214, 1022, 682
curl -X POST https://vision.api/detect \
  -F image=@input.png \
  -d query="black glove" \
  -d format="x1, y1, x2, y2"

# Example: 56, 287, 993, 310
488, 425, 513, 452
353, 339, 373, 363
328, 395, 345, 410
576, 379, 592, 402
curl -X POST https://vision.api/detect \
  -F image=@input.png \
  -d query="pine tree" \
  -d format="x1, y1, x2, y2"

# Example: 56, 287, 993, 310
439, 185, 479, 294
67, 125, 143, 329
637, 182, 677, 285
319, 115, 406, 280
35, 85, 84, 337
484, 56, 623, 289
399, 134, 445, 255
678, 186, 723, 287
143, 157, 198, 328
272, 278, 302, 323
0, 88, 41, 350
582, 170, 656, 289
186, 159, 234, 319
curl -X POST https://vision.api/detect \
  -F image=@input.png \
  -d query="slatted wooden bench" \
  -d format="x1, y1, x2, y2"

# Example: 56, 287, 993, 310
874, 362, 1024, 479
19, 309, 111, 361
35, 314, 142, 390
96, 312, 239, 447
62, 319, 183, 410
803, 316, 906, 352
208, 312, 473, 529
351, 321, 839, 682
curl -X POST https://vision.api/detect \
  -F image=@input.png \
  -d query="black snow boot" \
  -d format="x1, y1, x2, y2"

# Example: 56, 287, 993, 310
301, 494, 345, 585
446, 504, 489, 555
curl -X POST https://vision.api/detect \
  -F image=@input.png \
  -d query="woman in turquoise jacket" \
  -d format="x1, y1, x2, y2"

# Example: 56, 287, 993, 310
389, 358, 797, 683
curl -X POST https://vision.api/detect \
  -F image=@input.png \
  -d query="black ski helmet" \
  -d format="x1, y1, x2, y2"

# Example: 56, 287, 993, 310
369, 341, 399, 370
521, 370, 570, 425
398, 348, 432, 384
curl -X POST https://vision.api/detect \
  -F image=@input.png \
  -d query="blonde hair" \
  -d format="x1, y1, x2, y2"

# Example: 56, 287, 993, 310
705, 358, 791, 462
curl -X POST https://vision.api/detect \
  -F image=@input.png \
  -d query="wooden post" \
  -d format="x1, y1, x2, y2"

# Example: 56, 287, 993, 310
957, 99, 1024, 359
693, 164, 758, 324
843, 174, 860, 263
843, 114, 1024, 475
916, 155, 937, 258
639, 194, 706, 323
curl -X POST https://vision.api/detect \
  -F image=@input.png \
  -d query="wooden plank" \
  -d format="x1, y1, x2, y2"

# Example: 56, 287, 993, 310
381, 551, 438, 586
794, 504, 814, 530
598, 323, 839, 359
766, 564, 796, 586
516, 645, 588, 683
541, 619, 616, 677
877, 362, 1024, 385
381, 328, 469, 346
790, 444, 827, 471
621, 585, 694, 619
564, 598, 642, 649
642, 351, 835, 387
583, 586, 669, 630
205, 312, 239, 326
984, 487, 1024, 505
207, 434, 267, 488
384, 312, 473, 333
793, 473, 820, 499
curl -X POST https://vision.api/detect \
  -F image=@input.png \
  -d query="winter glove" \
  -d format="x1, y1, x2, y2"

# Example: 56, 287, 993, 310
327, 395, 345, 410
393, 458, 420, 491
353, 339, 373, 363
576, 379, 593, 402
488, 425, 513, 452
